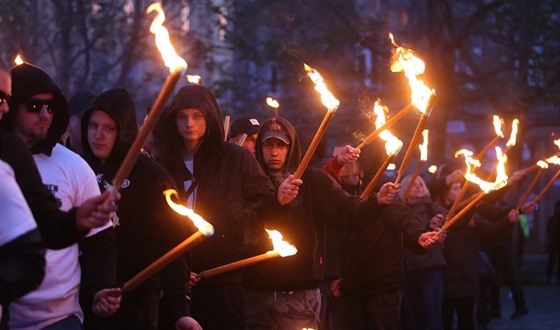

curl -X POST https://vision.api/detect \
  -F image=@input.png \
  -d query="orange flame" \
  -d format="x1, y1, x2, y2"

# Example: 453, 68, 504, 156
555, 138, 560, 149
428, 165, 438, 174
537, 160, 549, 169
419, 129, 429, 161
265, 229, 297, 257
14, 54, 23, 65
546, 156, 560, 165
389, 33, 434, 113
506, 119, 519, 147
146, 3, 187, 72
266, 97, 279, 108
492, 115, 505, 138
186, 75, 201, 85
373, 101, 403, 155
303, 63, 339, 112
163, 189, 214, 236
456, 147, 508, 193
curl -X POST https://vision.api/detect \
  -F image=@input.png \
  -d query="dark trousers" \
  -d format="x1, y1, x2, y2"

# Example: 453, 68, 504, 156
546, 247, 560, 281
319, 278, 346, 330
442, 296, 476, 330
190, 284, 245, 330
489, 248, 526, 311
402, 268, 444, 330
341, 289, 403, 330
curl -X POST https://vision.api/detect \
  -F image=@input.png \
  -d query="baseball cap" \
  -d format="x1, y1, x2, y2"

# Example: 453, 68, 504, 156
261, 118, 290, 145
230, 116, 260, 138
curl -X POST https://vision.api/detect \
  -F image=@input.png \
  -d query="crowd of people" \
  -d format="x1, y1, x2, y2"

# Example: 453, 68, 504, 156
0, 59, 543, 330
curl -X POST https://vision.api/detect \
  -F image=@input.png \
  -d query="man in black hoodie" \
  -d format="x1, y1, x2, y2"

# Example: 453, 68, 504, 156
243, 117, 438, 329
79, 89, 201, 330
159, 85, 296, 330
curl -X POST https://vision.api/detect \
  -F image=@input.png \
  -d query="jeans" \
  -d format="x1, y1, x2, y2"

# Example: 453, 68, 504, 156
402, 267, 444, 330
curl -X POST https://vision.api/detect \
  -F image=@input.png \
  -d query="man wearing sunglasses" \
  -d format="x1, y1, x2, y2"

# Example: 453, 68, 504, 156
1, 62, 115, 330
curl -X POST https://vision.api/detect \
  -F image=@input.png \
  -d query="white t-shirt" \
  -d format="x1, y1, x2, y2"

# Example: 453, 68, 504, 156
0, 160, 37, 246
9, 144, 110, 330
0, 160, 39, 324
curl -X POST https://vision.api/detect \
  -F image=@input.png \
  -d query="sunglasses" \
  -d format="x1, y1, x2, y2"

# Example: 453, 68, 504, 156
0, 91, 10, 105
26, 99, 57, 114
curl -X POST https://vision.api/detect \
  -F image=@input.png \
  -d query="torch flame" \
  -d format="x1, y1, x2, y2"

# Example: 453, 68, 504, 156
14, 54, 23, 65
428, 165, 438, 174
506, 119, 519, 147
419, 129, 429, 161
537, 160, 549, 169
456, 147, 508, 193
492, 115, 505, 138
303, 63, 340, 112
146, 3, 187, 72
373, 101, 403, 155
186, 75, 201, 85
265, 229, 297, 257
163, 189, 214, 236
555, 139, 560, 149
546, 156, 560, 165
266, 97, 279, 108
389, 33, 434, 113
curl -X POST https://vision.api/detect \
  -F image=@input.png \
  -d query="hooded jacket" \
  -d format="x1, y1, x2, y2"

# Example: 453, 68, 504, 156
2, 63, 69, 156
159, 85, 276, 285
79, 89, 191, 327
402, 195, 447, 271
245, 117, 388, 291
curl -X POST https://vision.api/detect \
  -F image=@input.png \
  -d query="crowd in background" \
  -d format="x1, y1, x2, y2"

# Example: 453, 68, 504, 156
1, 60, 554, 330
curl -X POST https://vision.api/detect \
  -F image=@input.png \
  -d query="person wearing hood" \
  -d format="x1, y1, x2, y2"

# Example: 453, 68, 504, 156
78, 89, 201, 330
65, 89, 96, 156
242, 117, 438, 329
0, 64, 114, 251
2, 62, 114, 330
159, 85, 295, 330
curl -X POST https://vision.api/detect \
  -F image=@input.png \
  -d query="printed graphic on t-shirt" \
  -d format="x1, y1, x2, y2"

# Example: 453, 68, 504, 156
44, 183, 62, 208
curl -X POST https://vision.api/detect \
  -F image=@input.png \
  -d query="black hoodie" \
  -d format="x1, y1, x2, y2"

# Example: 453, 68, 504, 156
2, 63, 69, 156
79, 89, 191, 328
244, 117, 388, 291
160, 85, 277, 285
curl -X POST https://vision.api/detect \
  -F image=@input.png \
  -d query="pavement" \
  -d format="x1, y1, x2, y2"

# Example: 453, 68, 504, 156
484, 254, 560, 330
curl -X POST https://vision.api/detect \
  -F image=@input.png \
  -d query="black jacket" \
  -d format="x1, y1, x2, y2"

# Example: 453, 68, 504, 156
341, 202, 426, 297
403, 196, 447, 271
80, 89, 191, 328
159, 85, 277, 286
245, 117, 387, 291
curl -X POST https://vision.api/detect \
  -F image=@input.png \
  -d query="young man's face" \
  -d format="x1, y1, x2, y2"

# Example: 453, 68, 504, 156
175, 108, 207, 147
13, 92, 55, 146
0, 69, 10, 121
87, 109, 118, 163
261, 138, 289, 175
